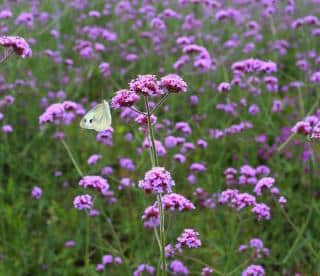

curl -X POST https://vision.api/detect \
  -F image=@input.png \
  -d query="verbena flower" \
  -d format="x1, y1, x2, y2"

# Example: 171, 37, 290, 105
129, 74, 163, 96
31, 186, 42, 200
251, 203, 271, 220
87, 154, 102, 165
0, 36, 32, 58
99, 62, 111, 77
119, 157, 135, 171
254, 177, 275, 196
201, 267, 213, 276
165, 244, 176, 258
2, 124, 13, 133
176, 228, 201, 249
170, 260, 189, 275
139, 167, 175, 194
162, 193, 195, 211
218, 82, 231, 93
111, 89, 140, 109
73, 194, 93, 210
242, 264, 265, 276
64, 240, 76, 247
160, 74, 187, 93
133, 264, 155, 276
79, 176, 109, 196
142, 205, 160, 228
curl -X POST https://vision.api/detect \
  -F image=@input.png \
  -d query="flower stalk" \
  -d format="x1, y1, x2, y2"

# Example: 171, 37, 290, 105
144, 96, 167, 276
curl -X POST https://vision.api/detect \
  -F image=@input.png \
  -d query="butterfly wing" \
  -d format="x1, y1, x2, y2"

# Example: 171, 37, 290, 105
80, 101, 112, 132
102, 100, 112, 126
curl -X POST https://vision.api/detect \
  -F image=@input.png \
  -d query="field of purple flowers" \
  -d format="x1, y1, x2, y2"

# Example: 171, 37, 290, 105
1, 0, 320, 275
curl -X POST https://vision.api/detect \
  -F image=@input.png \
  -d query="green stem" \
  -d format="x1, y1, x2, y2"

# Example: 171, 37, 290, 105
277, 92, 320, 152
281, 206, 312, 263
106, 218, 131, 274
0, 48, 14, 64
144, 96, 166, 276
61, 139, 83, 177
129, 106, 146, 115
145, 97, 159, 167
61, 139, 90, 268
151, 93, 169, 115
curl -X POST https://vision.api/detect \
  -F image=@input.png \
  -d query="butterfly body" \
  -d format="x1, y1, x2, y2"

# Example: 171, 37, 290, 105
80, 100, 112, 132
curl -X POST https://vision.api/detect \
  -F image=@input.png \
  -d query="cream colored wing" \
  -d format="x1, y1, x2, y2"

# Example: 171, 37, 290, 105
80, 101, 111, 132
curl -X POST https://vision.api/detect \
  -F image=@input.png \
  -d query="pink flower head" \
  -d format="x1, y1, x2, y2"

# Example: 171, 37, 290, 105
278, 196, 287, 205
170, 260, 189, 275
111, 89, 140, 109
0, 36, 32, 58
160, 74, 187, 93
218, 82, 231, 93
79, 176, 109, 196
73, 194, 93, 210
254, 177, 275, 196
64, 240, 76, 248
2, 124, 13, 133
242, 264, 265, 276
162, 193, 195, 211
87, 154, 102, 165
176, 228, 201, 249
291, 121, 312, 135
165, 244, 176, 258
201, 267, 214, 276
102, 255, 113, 265
135, 114, 157, 126
31, 186, 42, 200
251, 203, 271, 220
142, 205, 160, 228
129, 74, 163, 96
133, 264, 155, 276
235, 193, 257, 210
139, 167, 175, 194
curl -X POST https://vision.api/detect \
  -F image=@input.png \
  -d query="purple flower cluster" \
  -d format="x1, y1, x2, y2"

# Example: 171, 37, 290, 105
31, 186, 42, 200
142, 205, 160, 228
239, 238, 270, 259
201, 267, 213, 276
79, 176, 109, 196
142, 193, 195, 228
170, 260, 189, 275
176, 228, 201, 249
39, 101, 83, 125
111, 89, 140, 109
231, 59, 277, 74
219, 164, 286, 220
139, 167, 175, 194
111, 74, 187, 110
119, 157, 136, 171
133, 264, 155, 276
87, 154, 102, 165
95, 254, 122, 272
209, 121, 253, 139
0, 36, 32, 58
242, 264, 265, 276
162, 193, 195, 211
96, 128, 114, 146
73, 194, 93, 210
160, 74, 188, 93
292, 114, 320, 138
176, 43, 214, 72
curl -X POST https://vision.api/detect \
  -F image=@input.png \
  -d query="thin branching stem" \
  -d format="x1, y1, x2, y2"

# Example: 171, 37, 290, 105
144, 96, 167, 276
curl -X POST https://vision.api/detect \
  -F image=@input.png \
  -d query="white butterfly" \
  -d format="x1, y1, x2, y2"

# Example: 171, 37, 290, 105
80, 100, 112, 132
